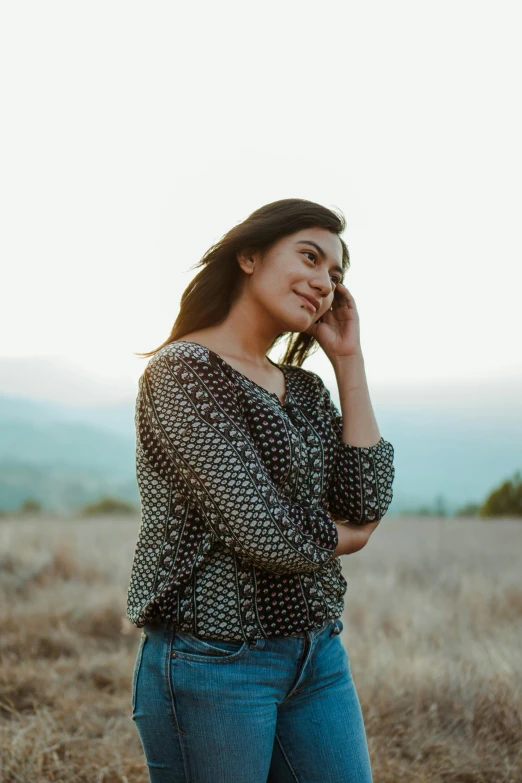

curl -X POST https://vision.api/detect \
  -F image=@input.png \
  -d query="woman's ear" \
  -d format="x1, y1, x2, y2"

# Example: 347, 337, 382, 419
236, 248, 256, 276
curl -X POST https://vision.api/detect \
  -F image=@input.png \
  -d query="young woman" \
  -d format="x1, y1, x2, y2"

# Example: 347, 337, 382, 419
127, 197, 395, 782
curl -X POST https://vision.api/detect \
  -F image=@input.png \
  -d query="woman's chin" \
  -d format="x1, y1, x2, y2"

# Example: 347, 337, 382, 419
287, 316, 313, 333
275, 307, 315, 335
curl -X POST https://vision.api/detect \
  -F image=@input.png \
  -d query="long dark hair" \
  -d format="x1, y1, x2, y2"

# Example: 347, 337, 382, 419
135, 198, 350, 367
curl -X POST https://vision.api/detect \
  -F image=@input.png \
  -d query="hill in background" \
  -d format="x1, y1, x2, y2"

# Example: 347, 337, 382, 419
1, 356, 521, 515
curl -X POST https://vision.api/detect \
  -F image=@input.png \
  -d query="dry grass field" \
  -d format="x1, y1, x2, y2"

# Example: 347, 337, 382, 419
0, 513, 521, 782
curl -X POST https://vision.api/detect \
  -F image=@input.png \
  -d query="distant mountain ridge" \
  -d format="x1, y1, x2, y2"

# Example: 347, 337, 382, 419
0, 392, 138, 512
0, 390, 135, 438
1, 355, 521, 515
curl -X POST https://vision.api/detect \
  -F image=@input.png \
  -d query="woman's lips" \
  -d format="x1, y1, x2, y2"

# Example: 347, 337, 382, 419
294, 292, 317, 313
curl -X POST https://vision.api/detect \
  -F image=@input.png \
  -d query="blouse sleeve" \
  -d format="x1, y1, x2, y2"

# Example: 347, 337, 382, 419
136, 344, 339, 575
319, 381, 395, 525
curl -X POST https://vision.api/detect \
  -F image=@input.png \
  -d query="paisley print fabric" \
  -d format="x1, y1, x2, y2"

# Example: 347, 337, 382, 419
126, 340, 395, 644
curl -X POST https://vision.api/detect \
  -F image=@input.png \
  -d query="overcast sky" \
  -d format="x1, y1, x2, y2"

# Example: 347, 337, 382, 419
1, 1, 521, 405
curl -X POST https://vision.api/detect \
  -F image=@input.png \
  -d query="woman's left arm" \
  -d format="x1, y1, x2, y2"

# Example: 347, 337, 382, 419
321, 376, 395, 526
332, 352, 382, 448
304, 282, 396, 526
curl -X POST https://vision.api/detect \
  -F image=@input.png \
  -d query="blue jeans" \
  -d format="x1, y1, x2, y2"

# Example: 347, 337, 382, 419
131, 618, 373, 782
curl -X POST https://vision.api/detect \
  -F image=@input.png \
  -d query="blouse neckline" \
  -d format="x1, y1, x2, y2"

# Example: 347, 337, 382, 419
175, 340, 291, 407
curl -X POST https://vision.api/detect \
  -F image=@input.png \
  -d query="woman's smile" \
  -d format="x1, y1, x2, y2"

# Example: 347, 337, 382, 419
294, 291, 318, 313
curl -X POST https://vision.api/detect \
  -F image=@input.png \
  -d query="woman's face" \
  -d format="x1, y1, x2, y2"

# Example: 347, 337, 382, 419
238, 227, 345, 333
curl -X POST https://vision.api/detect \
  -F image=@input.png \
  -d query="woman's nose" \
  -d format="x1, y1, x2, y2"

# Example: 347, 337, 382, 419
312, 275, 334, 296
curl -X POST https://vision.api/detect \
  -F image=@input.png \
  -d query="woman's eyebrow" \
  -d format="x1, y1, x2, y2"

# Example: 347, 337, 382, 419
295, 240, 344, 277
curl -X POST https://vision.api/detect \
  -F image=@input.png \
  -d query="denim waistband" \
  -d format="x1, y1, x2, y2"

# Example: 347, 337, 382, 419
154, 617, 343, 649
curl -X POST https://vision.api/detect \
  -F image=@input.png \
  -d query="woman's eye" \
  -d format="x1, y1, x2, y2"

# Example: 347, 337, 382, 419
302, 251, 341, 285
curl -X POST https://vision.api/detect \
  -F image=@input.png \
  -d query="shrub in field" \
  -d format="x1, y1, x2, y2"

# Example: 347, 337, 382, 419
480, 470, 522, 518
79, 496, 138, 516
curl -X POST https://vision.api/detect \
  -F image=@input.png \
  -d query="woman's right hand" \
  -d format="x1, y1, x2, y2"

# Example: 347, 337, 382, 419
333, 521, 377, 557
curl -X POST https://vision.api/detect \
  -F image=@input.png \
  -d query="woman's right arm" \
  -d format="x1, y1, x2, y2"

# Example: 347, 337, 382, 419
137, 344, 339, 576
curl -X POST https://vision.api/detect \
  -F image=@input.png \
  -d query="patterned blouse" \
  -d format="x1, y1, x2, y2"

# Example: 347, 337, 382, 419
126, 340, 395, 644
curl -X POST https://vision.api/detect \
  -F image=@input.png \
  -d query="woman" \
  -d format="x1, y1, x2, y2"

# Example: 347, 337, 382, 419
127, 198, 395, 782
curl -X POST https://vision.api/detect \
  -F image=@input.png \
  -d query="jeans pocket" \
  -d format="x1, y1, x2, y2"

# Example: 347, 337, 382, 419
171, 629, 249, 663
131, 632, 148, 715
